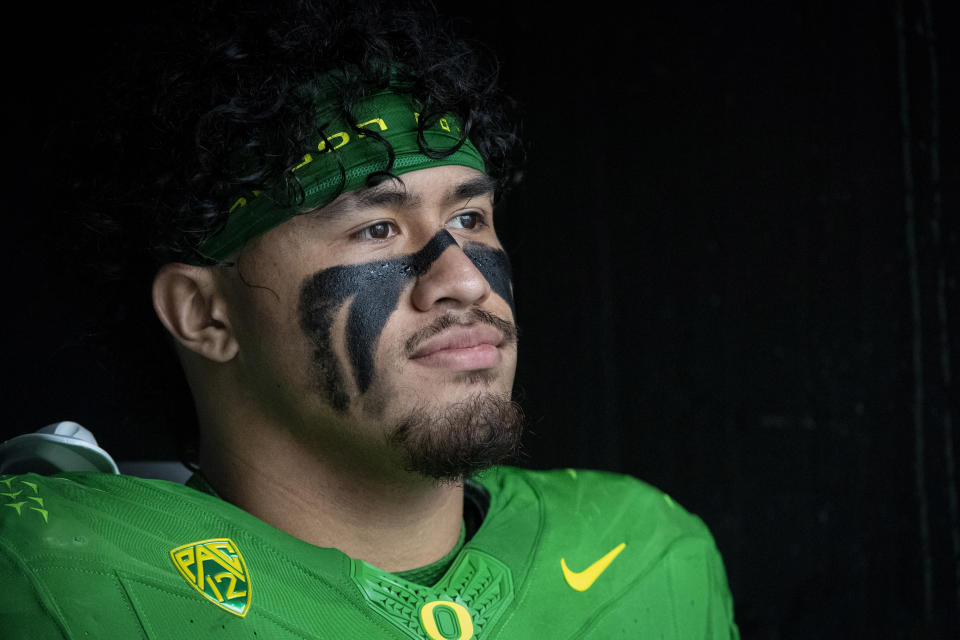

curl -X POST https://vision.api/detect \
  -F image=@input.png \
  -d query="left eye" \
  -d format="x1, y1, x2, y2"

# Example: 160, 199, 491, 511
447, 212, 483, 230
359, 221, 398, 240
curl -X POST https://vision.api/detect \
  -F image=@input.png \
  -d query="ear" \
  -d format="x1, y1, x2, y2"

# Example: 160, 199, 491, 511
152, 263, 239, 363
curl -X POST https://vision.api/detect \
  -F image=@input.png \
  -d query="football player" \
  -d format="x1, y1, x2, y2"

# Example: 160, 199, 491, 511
0, 1, 738, 637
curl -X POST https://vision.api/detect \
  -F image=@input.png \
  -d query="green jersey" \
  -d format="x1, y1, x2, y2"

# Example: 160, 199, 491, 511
0, 467, 737, 639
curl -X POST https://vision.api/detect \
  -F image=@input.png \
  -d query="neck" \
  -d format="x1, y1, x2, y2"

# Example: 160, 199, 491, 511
196, 429, 463, 573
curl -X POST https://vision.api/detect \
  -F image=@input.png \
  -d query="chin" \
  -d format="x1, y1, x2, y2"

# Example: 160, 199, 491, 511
386, 390, 525, 481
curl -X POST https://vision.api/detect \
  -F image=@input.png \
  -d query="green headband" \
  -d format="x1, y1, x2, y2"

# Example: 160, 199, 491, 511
197, 91, 486, 262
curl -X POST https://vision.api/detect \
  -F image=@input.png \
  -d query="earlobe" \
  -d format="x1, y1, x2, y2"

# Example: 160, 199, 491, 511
152, 264, 239, 363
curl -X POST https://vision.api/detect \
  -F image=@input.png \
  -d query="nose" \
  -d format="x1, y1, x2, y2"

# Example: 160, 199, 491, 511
410, 241, 492, 312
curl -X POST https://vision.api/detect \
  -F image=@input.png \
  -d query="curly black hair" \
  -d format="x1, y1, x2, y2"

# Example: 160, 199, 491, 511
87, 0, 521, 270
45, 0, 522, 464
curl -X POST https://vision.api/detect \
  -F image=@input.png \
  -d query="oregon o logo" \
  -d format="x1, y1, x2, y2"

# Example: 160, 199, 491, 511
419, 600, 474, 640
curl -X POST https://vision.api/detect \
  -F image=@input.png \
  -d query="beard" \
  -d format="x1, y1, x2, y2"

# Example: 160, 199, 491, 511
387, 391, 525, 481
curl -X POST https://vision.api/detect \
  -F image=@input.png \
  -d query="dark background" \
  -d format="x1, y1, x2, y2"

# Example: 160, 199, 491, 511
4, 1, 959, 637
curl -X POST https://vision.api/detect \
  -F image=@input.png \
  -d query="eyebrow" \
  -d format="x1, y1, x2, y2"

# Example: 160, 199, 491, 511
448, 174, 497, 204
313, 173, 496, 223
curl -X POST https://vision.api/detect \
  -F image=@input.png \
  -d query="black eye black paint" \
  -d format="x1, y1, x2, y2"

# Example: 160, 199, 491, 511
299, 230, 514, 410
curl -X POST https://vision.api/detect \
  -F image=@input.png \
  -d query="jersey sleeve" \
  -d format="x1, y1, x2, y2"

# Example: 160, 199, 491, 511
0, 541, 66, 640
704, 531, 740, 640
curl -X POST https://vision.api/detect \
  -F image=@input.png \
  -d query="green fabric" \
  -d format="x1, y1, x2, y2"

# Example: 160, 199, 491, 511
0, 467, 739, 639
197, 90, 486, 263
394, 522, 466, 587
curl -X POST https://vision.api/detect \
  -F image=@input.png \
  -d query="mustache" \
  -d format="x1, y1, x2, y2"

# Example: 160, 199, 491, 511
403, 309, 519, 358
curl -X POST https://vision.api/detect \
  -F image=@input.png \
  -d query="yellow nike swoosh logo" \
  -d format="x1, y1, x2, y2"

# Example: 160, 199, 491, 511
561, 542, 627, 591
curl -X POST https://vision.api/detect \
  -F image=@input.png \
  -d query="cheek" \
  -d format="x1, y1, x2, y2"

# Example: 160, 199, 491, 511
224, 278, 310, 386
238, 310, 310, 391
371, 299, 417, 370
325, 296, 358, 384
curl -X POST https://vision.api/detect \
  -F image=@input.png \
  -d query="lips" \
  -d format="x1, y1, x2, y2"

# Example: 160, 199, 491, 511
409, 324, 504, 370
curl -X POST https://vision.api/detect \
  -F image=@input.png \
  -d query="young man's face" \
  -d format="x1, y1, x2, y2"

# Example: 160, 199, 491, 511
215, 165, 520, 479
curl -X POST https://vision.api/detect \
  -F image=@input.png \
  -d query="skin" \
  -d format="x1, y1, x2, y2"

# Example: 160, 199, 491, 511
299, 228, 515, 410
152, 165, 518, 571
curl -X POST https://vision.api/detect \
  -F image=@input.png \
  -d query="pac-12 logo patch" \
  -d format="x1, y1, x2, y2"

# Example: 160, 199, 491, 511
170, 538, 252, 617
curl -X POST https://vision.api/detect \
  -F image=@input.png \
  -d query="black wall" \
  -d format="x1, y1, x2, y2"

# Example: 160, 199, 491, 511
4, 1, 959, 637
